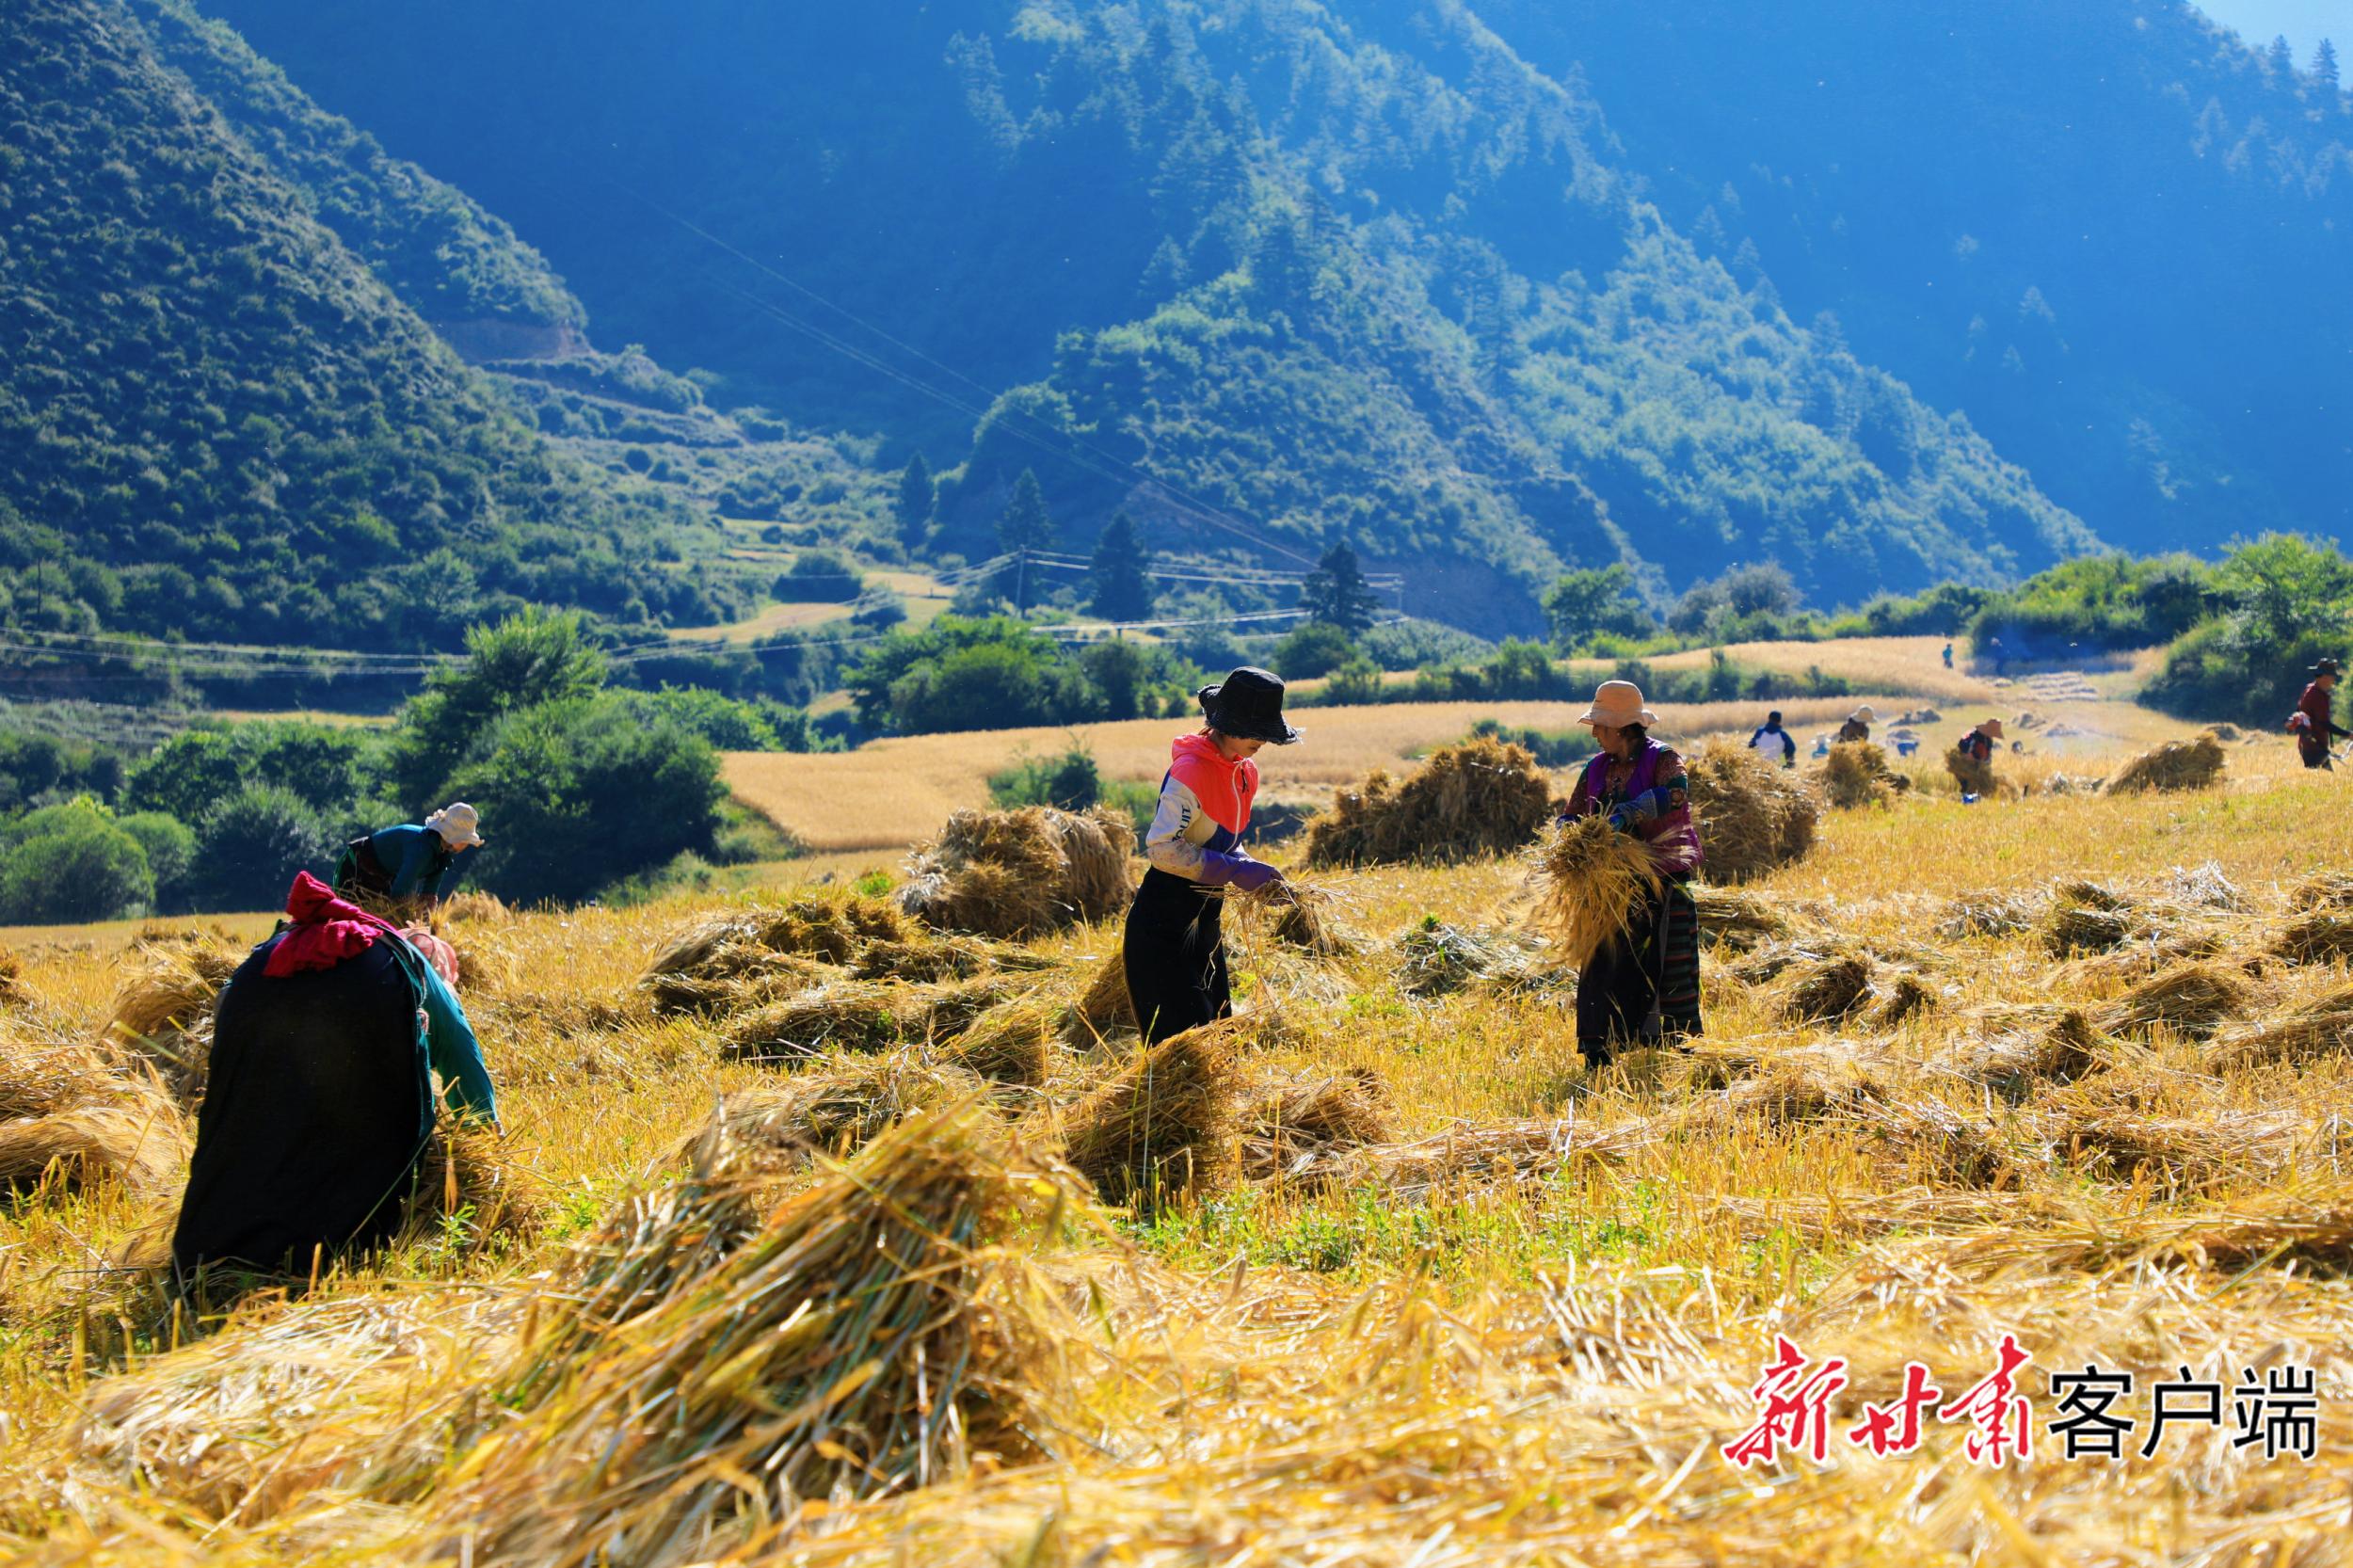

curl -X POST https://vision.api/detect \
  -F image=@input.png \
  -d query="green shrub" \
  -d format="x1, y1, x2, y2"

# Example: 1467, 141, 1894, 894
118, 811, 197, 909
0, 798, 154, 923
773, 548, 865, 603
1272, 622, 1359, 680
989, 742, 1103, 811
188, 785, 339, 913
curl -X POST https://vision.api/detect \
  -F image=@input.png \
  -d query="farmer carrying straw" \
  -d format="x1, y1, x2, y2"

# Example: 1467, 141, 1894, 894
1835, 705, 1877, 745
1563, 680, 1705, 1067
171, 872, 497, 1297
1124, 666, 1297, 1044
2290, 658, 2349, 771
337, 803, 484, 918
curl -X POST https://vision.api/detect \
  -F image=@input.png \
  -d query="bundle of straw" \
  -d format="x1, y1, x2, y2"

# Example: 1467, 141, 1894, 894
1240, 1067, 1397, 1181
1819, 741, 1896, 809
1943, 744, 1998, 799
1064, 950, 1136, 1044
2209, 992, 2353, 1070
947, 989, 1064, 1084
409, 1124, 553, 1247
720, 974, 1017, 1064
2105, 732, 2227, 795
2292, 871, 2353, 910
2044, 900, 2133, 957
1860, 1098, 2010, 1188
1870, 971, 1939, 1028
2096, 961, 2252, 1039
0, 1031, 123, 1121
1390, 922, 1543, 997
472, 1110, 1076, 1563
1685, 740, 1817, 882
897, 807, 1136, 938
1525, 814, 1665, 970
2272, 912, 2353, 967
1249, 878, 1356, 958
1303, 737, 1552, 869
1959, 1007, 2108, 1095
1689, 886, 1791, 952
674, 1056, 994, 1177
0, 1096, 188, 1200
1934, 891, 2041, 940
98, 938, 241, 1106
1059, 1022, 1244, 1208
436, 890, 512, 924
1779, 952, 1875, 1023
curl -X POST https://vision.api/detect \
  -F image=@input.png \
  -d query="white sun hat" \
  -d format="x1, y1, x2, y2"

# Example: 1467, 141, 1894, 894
1577, 680, 1657, 728
425, 802, 485, 848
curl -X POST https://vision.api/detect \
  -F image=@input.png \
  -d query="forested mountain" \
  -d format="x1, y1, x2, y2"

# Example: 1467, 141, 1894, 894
13, 0, 2345, 645
188, 0, 2122, 631
0, 0, 753, 652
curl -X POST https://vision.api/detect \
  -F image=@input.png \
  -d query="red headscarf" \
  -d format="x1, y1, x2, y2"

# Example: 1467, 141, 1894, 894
264, 871, 403, 977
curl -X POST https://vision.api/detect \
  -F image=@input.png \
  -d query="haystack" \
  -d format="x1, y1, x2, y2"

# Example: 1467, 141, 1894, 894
476, 1110, 1075, 1561
947, 989, 1064, 1085
2096, 962, 2252, 1039
1241, 1067, 1396, 1181
898, 807, 1135, 938
1686, 740, 1817, 882
1304, 737, 1551, 869
99, 937, 241, 1106
1820, 741, 1897, 809
674, 1056, 994, 1178
1944, 744, 1998, 799
1526, 813, 1664, 970
1064, 951, 1136, 1044
1960, 1007, 2108, 1096
2105, 732, 2226, 795
1059, 1022, 1245, 1208
1392, 922, 1545, 997
1779, 952, 1875, 1023
0, 1096, 188, 1200
719, 974, 1016, 1064
2272, 913, 2353, 967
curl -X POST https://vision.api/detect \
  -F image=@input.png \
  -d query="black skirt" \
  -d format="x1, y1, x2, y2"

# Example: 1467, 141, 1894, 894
1122, 867, 1230, 1044
170, 938, 436, 1293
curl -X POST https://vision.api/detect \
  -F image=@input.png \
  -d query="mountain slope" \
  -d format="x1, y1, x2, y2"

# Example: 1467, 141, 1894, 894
0, 0, 749, 650
193, 0, 2105, 630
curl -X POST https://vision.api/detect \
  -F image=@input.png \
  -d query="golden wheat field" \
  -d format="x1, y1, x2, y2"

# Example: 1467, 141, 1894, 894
4, 691, 2352, 1565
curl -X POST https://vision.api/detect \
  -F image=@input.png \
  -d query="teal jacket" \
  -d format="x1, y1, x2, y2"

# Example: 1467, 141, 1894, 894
385, 935, 498, 1124
370, 824, 460, 901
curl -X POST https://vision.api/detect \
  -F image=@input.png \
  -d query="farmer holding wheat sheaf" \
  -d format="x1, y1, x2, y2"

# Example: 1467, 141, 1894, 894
1123, 666, 1298, 1043
1561, 680, 1705, 1066
2290, 657, 2349, 771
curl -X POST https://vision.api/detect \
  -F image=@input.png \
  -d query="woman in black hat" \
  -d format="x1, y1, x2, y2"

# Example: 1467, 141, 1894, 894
1123, 666, 1300, 1043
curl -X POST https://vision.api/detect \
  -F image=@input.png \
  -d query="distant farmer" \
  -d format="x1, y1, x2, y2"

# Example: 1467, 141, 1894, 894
1957, 717, 2005, 765
1988, 636, 2009, 677
2291, 658, 2350, 771
1747, 710, 1798, 768
1563, 680, 1705, 1067
1125, 667, 1298, 1044
1835, 706, 1877, 745
171, 872, 498, 1294
336, 803, 484, 914
1942, 640, 1955, 670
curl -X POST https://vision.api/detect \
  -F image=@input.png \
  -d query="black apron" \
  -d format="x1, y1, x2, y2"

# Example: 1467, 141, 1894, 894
170, 936, 436, 1292
1122, 868, 1230, 1044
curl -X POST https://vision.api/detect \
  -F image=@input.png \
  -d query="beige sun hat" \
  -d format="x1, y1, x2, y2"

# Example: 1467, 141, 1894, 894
1849, 705, 1878, 724
425, 802, 484, 848
1977, 717, 2006, 739
1577, 680, 1657, 729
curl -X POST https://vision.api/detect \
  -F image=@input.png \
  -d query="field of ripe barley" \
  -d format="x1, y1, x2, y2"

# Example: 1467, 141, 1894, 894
2, 696, 2349, 1565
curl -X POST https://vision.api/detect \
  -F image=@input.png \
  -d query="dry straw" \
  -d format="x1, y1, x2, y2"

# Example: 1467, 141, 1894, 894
1820, 740, 1898, 808
2095, 960, 2252, 1039
2272, 912, 2353, 966
1685, 739, 1817, 882
1064, 950, 1136, 1043
947, 987, 1064, 1084
671, 1055, 994, 1176
1943, 743, 1998, 799
1389, 922, 1542, 997
468, 1109, 1079, 1565
1689, 886, 1791, 952
98, 936, 241, 1106
2105, 731, 2226, 794
719, 974, 1016, 1064
0, 1094, 188, 1200
1304, 736, 1551, 868
1240, 1066, 1397, 1181
1059, 1020, 1246, 1208
1525, 813, 1664, 970
1248, 878, 1356, 958
1960, 1006, 2110, 1095
897, 806, 1135, 937
1779, 952, 1875, 1023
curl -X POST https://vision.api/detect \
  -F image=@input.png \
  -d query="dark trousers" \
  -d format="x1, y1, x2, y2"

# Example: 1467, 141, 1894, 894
1576, 881, 1702, 1068
2302, 739, 2334, 771
1122, 868, 1230, 1045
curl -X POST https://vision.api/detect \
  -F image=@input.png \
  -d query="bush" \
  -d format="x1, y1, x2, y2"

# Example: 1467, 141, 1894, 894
1272, 622, 1359, 680
447, 695, 727, 904
614, 687, 826, 751
773, 548, 865, 603
387, 608, 607, 804
118, 811, 197, 908
0, 798, 154, 923
123, 721, 376, 823
1466, 718, 1598, 769
988, 743, 1103, 811
188, 785, 339, 913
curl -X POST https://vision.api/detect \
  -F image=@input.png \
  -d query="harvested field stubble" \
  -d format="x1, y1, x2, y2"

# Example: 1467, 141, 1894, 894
17, 710, 2353, 1564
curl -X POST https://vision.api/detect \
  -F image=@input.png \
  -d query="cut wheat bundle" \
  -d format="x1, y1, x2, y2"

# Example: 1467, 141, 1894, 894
2272, 912, 2353, 967
1526, 813, 1666, 971
1240, 1066, 1397, 1182
1956, 1006, 2112, 1096
1390, 921, 1545, 998
471, 1110, 1080, 1564
1943, 743, 1999, 800
2105, 732, 2227, 795
947, 988, 1065, 1085
1304, 737, 1552, 869
1246, 878, 1358, 959
1064, 950, 1137, 1045
2095, 961, 2253, 1040
1780, 952, 1876, 1024
897, 806, 1136, 937
1689, 885, 1792, 952
0, 1092, 187, 1200
98, 937, 241, 1106
1820, 741, 1897, 809
719, 974, 1019, 1064
1686, 740, 1817, 883
1058, 1021, 1247, 1209
671, 1056, 995, 1179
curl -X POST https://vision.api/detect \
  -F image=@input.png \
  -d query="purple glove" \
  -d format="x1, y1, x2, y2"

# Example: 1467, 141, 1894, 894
1228, 857, 1284, 893
1200, 850, 1282, 891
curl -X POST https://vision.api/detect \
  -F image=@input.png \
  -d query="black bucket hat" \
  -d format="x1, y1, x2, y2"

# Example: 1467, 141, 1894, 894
1198, 665, 1301, 744
2313, 657, 2343, 678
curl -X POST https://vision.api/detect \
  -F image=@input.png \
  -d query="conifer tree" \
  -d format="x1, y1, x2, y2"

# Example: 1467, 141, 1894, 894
1087, 510, 1155, 621
994, 469, 1056, 612
894, 452, 935, 551
2315, 39, 2342, 100
1298, 541, 1381, 634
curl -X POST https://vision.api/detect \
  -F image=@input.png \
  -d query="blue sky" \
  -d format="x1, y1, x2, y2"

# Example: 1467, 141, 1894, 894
2195, 0, 2351, 60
